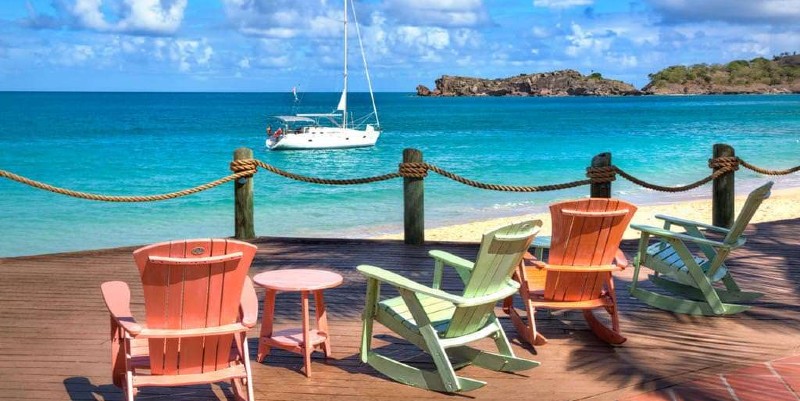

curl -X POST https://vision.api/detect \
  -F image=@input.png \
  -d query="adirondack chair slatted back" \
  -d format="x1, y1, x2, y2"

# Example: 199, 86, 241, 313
544, 199, 636, 302
133, 239, 257, 375
722, 182, 773, 245
444, 221, 540, 338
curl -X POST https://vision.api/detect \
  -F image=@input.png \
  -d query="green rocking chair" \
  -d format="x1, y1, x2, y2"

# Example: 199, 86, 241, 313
358, 220, 542, 393
630, 182, 773, 315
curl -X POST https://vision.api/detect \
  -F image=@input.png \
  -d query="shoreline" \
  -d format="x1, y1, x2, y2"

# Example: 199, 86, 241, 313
372, 185, 800, 242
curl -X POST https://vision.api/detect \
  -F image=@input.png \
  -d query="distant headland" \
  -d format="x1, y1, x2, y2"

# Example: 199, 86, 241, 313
416, 53, 800, 96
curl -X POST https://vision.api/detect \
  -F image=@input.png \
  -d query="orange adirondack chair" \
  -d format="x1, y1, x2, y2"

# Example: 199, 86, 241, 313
503, 199, 636, 345
101, 239, 258, 401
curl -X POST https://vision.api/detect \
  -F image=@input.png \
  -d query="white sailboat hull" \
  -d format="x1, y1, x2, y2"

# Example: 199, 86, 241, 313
267, 125, 380, 150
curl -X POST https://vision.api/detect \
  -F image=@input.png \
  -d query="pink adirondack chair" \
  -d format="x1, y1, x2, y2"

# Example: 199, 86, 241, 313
101, 239, 258, 401
503, 199, 636, 345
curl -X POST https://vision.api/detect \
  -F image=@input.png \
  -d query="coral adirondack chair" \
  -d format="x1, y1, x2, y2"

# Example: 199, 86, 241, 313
358, 221, 542, 393
630, 182, 773, 315
504, 199, 637, 345
101, 239, 258, 401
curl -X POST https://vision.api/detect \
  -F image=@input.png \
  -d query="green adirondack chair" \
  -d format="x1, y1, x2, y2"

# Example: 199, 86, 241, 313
357, 220, 542, 393
629, 182, 773, 315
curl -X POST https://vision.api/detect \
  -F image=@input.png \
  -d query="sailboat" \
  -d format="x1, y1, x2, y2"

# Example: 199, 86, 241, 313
266, 0, 381, 150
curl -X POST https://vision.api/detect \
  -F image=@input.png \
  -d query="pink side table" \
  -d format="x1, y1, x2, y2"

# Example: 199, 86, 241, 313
253, 269, 343, 377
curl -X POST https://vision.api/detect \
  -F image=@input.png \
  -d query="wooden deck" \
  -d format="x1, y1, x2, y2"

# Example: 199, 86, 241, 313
2, 218, 800, 401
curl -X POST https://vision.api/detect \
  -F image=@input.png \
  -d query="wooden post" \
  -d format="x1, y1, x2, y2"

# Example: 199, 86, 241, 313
590, 152, 612, 198
234, 147, 255, 240
712, 143, 735, 228
403, 148, 424, 245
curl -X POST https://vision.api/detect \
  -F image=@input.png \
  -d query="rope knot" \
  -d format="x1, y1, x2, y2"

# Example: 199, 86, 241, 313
230, 159, 258, 176
708, 156, 739, 172
399, 162, 429, 178
586, 166, 617, 183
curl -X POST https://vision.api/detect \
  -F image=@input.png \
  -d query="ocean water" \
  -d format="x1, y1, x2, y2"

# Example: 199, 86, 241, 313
1, 92, 799, 257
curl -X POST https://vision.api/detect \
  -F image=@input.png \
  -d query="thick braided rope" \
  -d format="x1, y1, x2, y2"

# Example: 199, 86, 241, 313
424, 163, 591, 192
613, 166, 733, 193
398, 162, 429, 178
737, 158, 800, 176
253, 160, 401, 184
585, 166, 616, 183
0, 169, 252, 202
708, 156, 739, 171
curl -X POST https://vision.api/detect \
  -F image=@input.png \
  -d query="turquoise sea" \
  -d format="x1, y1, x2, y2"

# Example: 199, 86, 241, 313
1, 92, 799, 257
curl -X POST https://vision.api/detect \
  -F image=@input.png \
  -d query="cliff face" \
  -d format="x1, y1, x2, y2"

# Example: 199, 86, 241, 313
416, 70, 641, 97
642, 55, 800, 95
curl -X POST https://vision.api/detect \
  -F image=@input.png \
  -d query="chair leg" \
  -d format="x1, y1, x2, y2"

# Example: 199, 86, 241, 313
630, 286, 750, 315
582, 309, 626, 345
449, 345, 540, 372
419, 325, 460, 393
446, 320, 540, 372
360, 278, 379, 363
125, 370, 135, 401
242, 333, 255, 401
650, 274, 763, 303
583, 273, 625, 345
364, 351, 486, 393
507, 297, 547, 346
110, 318, 126, 388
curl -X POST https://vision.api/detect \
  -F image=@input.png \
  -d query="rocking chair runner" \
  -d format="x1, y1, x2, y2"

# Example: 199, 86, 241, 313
101, 239, 258, 401
630, 182, 773, 316
503, 198, 637, 346
358, 220, 542, 393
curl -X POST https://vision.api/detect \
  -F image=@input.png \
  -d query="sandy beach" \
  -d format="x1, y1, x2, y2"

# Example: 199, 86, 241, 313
374, 186, 800, 242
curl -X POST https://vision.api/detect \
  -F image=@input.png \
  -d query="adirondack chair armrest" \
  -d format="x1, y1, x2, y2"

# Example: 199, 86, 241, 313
239, 277, 258, 328
654, 214, 731, 235
541, 264, 622, 272
631, 224, 732, 249
357, 265, 520, 308
100, 281, 143, 336
357, 264, 464, 305
428, 250, 475, 271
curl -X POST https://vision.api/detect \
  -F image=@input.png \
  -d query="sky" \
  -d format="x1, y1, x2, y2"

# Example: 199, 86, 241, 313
0, 0, 798, 92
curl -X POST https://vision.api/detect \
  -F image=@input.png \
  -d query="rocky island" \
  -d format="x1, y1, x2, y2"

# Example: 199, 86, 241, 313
642, 54, 800, 95
417, 54, 800, 97
416, 69, 641, 97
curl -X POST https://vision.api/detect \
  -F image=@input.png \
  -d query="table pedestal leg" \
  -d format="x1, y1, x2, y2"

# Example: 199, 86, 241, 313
257, 289, 276, 363
314, 290, 331, 357
301, 290, 312, 377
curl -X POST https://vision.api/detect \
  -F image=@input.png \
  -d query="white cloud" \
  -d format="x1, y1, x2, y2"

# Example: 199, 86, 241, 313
533, 0, 593, 9
383, 0, 491, 28
564, 22, 611, 56
223, 0, 342, 39
40, 36, 214, 73
647, 0, 800, 25
68, 0, 188, 35
118, 0, 188, 34
167, 39, 213, 72
72, 0, 109, 31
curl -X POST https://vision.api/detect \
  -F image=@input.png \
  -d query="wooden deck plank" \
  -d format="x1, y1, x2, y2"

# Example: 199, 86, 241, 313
1, 218, 800, 400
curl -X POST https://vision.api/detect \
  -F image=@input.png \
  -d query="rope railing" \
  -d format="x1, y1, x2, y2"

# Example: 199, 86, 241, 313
4, 146, 800, 244
2, 155, 798, 201
0, 169, 253, 202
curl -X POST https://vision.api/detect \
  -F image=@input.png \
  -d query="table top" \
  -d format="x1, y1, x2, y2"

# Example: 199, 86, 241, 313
253, 269, 344, 292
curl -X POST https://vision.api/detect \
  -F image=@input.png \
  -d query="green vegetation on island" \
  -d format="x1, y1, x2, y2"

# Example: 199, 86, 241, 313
643, 53, 800, 94
416, 53, 800, 96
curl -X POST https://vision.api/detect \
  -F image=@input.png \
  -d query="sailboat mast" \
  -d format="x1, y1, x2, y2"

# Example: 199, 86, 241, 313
342, 0, 348, 130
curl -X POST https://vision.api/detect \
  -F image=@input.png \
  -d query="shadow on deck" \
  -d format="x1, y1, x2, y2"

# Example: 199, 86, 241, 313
1, 218, 799, 400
